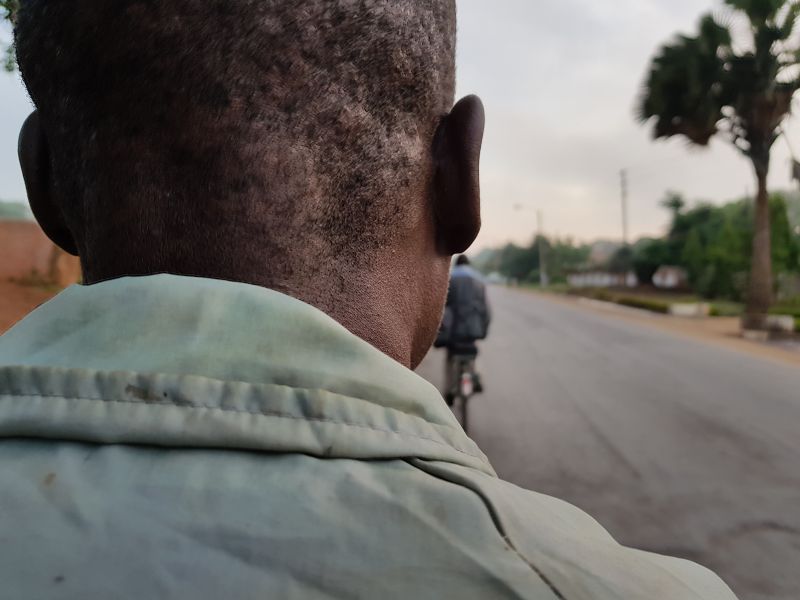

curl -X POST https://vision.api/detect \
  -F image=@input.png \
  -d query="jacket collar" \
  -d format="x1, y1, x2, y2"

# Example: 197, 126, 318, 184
0, 275, 493, 474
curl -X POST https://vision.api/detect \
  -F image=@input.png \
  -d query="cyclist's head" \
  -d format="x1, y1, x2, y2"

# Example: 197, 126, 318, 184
456, 255, 471, 266
16, 0, 484, 368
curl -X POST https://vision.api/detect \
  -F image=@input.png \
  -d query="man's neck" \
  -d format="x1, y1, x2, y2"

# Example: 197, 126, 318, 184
271, 278, 416, 368
83, 245, 446, 369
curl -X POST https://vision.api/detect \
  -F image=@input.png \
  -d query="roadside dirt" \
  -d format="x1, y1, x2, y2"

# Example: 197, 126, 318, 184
0, 280, 61, 334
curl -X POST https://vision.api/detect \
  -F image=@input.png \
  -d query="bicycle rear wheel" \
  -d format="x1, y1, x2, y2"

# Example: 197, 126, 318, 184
460, 395, 469, 433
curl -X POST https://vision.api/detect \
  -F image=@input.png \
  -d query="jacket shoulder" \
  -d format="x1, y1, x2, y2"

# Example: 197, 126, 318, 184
410, 460, 738, 600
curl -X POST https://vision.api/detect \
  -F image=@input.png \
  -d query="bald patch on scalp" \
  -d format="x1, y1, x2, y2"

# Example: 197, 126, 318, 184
15, 0, 456, 282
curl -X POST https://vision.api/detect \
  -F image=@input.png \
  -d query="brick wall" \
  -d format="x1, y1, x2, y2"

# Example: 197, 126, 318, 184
0, 221, 81, 286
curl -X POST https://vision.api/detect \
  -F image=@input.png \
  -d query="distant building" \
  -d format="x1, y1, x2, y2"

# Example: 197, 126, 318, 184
485, 272, 508, 285
567, 271, 638, 289
588, 240, 623, 267
653, 266, 688, 290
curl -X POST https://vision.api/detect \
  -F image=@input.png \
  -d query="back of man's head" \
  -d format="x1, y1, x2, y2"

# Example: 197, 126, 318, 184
15, 0, 484, 367
15, 0, 455, 282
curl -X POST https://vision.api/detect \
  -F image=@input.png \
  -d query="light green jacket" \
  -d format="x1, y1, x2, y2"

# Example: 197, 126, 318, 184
0, 275, 737, 599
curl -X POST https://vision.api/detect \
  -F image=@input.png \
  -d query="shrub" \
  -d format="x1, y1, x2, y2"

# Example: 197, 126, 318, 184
615, 296, 671, 314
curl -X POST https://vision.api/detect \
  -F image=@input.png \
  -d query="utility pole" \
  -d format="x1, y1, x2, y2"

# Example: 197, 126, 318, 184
537, 210, 549, 288
620, 169, 629, 246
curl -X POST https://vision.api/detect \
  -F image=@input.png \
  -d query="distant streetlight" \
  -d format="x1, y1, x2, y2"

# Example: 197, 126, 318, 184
537, 210, 549, 288
620, 169, 629, 246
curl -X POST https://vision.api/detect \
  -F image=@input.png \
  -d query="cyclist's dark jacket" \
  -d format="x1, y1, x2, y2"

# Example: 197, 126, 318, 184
442, 265, 490, 350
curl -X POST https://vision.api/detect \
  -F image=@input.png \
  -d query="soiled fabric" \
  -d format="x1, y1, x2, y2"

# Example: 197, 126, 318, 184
0, 275, 737, 599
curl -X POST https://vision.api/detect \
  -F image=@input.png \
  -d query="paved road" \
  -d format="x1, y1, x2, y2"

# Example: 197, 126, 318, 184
417, 287, 800, 600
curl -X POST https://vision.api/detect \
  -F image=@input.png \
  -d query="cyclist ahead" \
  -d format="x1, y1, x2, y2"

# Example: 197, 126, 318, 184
439, 255, 491, 406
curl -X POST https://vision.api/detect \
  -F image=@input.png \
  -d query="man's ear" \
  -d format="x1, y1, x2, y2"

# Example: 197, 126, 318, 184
18, 111, 79, 256
432, 95, 485, 255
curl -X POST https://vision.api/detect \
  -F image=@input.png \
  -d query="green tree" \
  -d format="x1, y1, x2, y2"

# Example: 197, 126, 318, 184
639, 0, 800, 328
671, 201, 749, 298
547, 238, 591, 283
1, 0, 18, 73
705, 216, 747, 298
494, 243, 538, 282
608, 246, 634, 275
632, 238, 671, 285
681, 228, 706, 289
656, 192, 799, 299
766, 193, 800, 271
486, 236, 590, 285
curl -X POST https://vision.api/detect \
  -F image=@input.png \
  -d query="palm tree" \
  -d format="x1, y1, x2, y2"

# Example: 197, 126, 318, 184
660, 191, 686, 216
639, 0, 800, 329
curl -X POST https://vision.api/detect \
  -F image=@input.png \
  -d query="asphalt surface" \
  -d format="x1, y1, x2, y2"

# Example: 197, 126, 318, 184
417, 286, 800, 600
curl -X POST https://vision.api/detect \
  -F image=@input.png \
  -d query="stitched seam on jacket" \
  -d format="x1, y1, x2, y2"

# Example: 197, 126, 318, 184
0, 366, 467, 446
0, 392, 486, 462
406, 459, 567, 599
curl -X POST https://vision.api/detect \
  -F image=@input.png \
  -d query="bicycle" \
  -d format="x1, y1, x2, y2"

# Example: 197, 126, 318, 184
445, 353, 481, 433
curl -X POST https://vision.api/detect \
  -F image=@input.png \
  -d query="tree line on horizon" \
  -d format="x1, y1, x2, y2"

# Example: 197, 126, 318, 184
475, 190, 800, 303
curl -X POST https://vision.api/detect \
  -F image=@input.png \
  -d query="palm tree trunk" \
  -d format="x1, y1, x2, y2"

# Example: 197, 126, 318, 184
742, 164, 773, 330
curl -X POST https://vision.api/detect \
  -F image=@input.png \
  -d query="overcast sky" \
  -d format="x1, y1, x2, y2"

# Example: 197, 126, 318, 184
2, 0, 799, 250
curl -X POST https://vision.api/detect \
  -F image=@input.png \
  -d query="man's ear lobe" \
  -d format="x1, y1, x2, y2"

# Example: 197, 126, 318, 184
433, 94, 485, 255
18, 111, 78, 256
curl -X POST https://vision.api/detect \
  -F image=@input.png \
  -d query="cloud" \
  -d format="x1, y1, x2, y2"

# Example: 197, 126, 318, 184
455, 0, 800, 248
